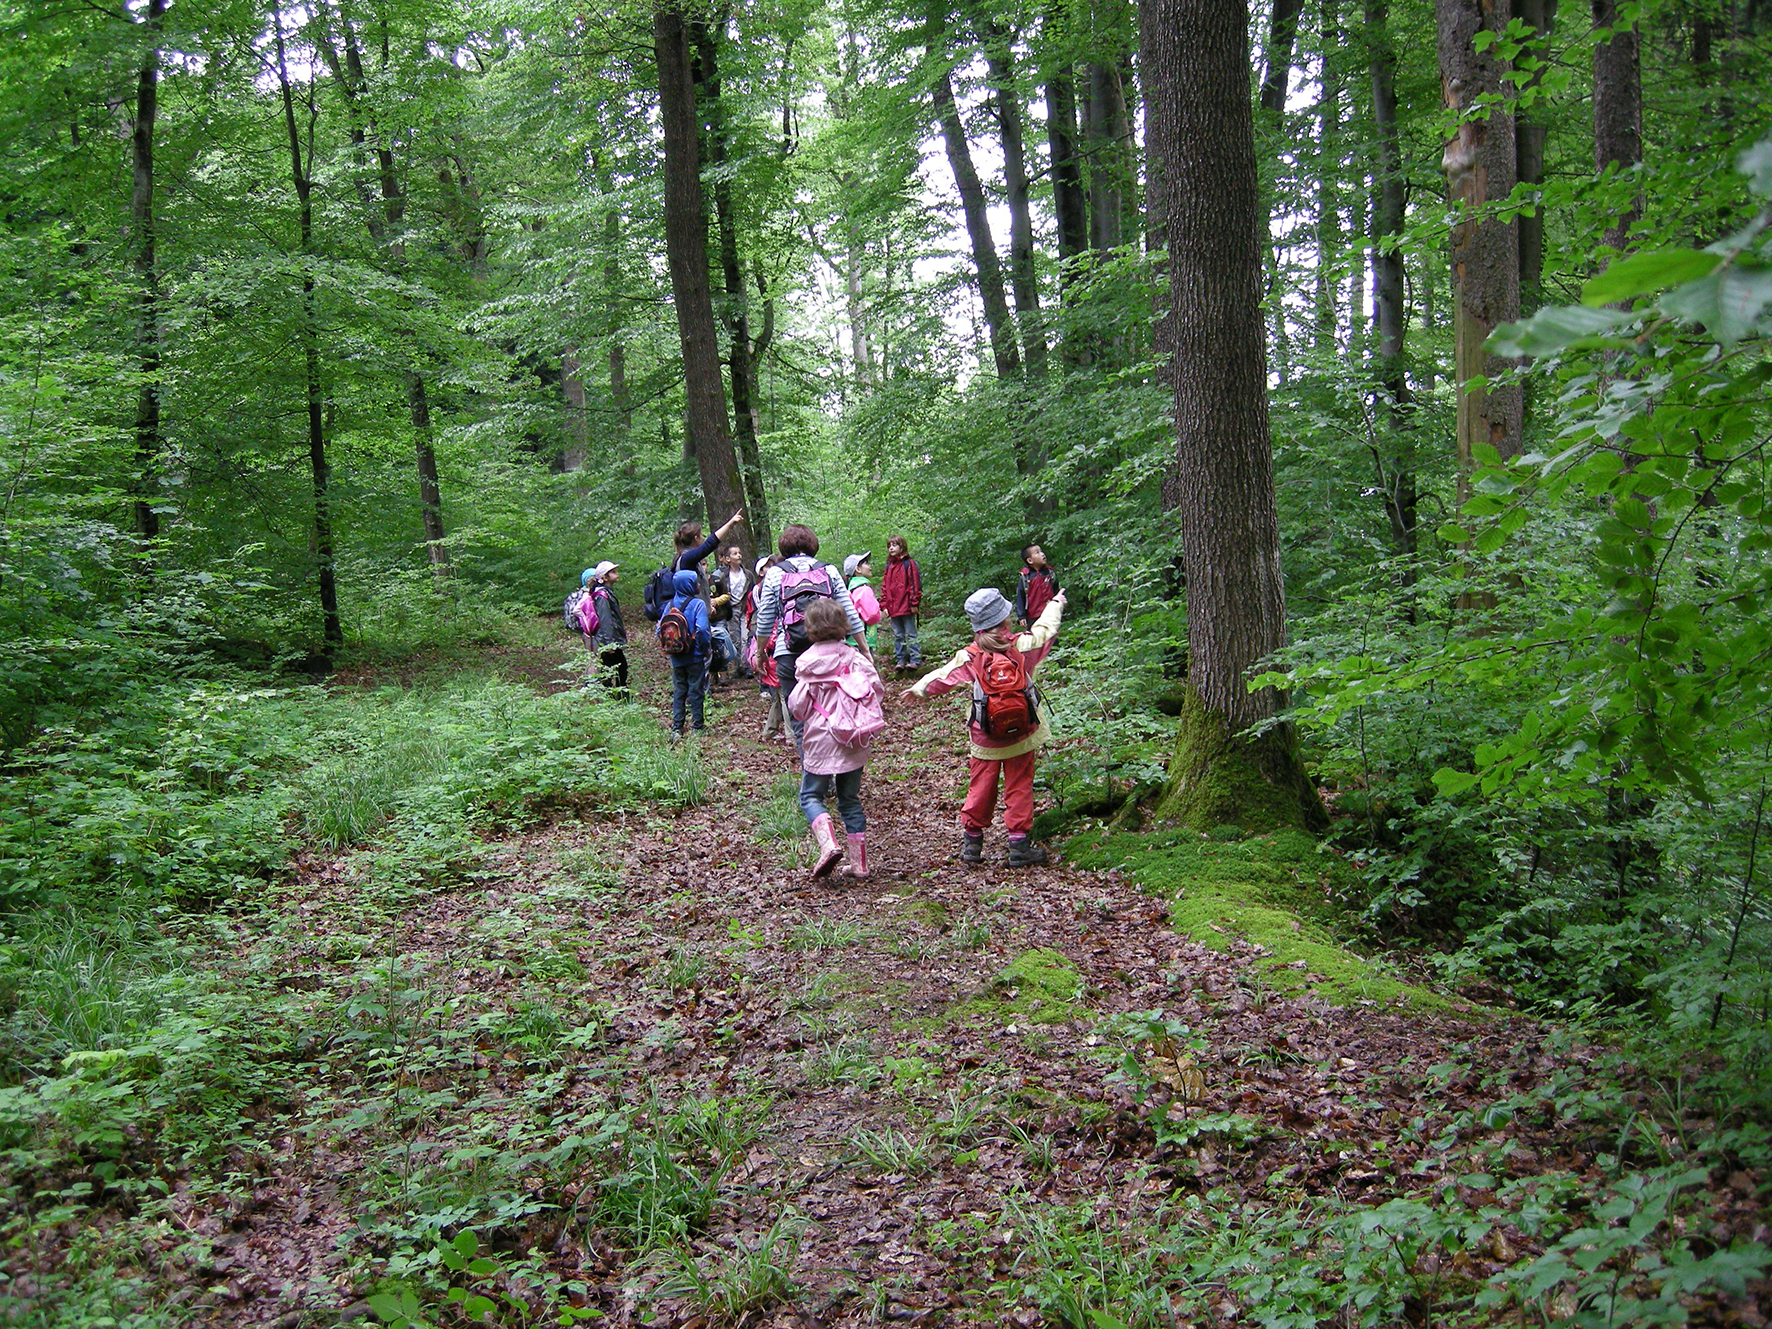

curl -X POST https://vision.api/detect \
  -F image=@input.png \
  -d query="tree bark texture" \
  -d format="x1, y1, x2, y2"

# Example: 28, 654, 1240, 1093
1084, 60, 1130, 253
560, 351, 589, 472
983, 30, 1049, 377
273, 0, 341, 650
1593, 0, 1642, 252
130, 0, 167, 549
654, 5, 749, 541
1142, 0, 1323, 832
694, 17, 768, 562
604, 205, 632, 443
1042, 32, 1088, 271
931, 57, 1020, 380
1514, 0, 1555, 310
1438, 0, 1523, 471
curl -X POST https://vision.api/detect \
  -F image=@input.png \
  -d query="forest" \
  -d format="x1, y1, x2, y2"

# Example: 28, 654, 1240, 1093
3, 0, 1772, 1322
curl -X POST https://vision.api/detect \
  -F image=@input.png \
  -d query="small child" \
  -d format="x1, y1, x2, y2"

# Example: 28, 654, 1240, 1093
753, 628, 785, 742
903, 584, 1065, 867
657, 569, 711, 736
787, 599, 885, 879
843, 552, 883, 655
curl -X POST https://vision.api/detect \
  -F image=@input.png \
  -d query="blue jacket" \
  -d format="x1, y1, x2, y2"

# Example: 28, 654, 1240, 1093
659, 569, 711, 661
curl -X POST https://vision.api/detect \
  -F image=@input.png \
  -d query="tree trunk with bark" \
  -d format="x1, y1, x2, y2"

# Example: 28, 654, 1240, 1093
130, 0, 167, 553
1438, 0, 1524, 480
272, 1, 342, 651
1515, 0, 1555, 311
1593, 0, 1642, 253
694, 17, 770, 558
1256, 0, 1304, 381
654, 4, 750, 546
930, 49, 1020, 381
1142, 0, 1325, 833
983, 25, 1049, 377
1367, 0, 1419, 605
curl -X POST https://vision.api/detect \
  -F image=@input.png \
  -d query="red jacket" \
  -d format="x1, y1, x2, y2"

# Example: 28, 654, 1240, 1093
881, 555, 921, 617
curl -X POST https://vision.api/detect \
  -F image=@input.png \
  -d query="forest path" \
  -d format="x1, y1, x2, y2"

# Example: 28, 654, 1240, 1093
195, 638, 1651, 1327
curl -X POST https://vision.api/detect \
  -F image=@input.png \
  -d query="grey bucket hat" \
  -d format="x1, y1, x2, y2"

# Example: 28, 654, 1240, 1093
964, 587, 1013, 633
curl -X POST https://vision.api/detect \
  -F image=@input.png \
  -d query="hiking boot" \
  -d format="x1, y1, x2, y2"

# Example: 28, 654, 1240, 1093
1006, 837, 1048, 868
959, 833, 984, 866
840, 832, 870, 880
810, 813, 844, 878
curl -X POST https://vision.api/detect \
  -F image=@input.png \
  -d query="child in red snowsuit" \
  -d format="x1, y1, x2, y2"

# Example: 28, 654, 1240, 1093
902, 584, 1065, 867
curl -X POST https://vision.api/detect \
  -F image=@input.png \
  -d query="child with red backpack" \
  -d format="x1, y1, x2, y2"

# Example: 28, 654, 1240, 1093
902, 584, 1065, 867
787, 600, 885, 879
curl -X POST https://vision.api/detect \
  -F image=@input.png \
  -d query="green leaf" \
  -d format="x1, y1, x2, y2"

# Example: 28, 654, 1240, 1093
1713, 263, 1772, 344
1434, 768, 1480, 796
1582, 248, 1723, 305
1488, 305, 1630, 357
1437, 522, 1472, 544
453, 1231, 479, 1258
1739, 134, 1772, 197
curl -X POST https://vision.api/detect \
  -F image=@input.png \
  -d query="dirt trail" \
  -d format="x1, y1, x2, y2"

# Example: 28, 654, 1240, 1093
182, 643, 1762, 1326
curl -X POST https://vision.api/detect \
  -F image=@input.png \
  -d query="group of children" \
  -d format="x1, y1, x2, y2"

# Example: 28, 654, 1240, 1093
580, 523, 1065, 878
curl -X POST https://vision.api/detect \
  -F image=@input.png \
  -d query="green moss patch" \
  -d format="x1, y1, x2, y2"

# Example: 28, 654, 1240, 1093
940, 947, 1088, 1028
1066, 828, 1451, 1011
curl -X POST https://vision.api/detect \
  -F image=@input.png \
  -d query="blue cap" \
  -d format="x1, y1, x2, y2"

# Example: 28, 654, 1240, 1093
582, 567, 597, 585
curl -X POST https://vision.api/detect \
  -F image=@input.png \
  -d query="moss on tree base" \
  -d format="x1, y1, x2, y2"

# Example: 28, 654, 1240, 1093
1156, 687, 1328, 834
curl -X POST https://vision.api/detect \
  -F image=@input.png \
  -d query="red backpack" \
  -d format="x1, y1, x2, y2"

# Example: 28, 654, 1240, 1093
657, 602, 694, 655
968, 645, 1041, 740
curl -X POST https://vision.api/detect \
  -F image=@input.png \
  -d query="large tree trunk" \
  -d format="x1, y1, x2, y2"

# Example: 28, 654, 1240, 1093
130, 0, 167, 552
1142, 0, 1325, 833
1084, 60, 1130, 254
1515, 0, 1555, 311
1367, 0, 1418, 606
1593, 0, 1642, 253
1438, 0, 1524, 481
272, 1, 341, 651
1042, 22, 1088, 272
654, 5, 750, 546
930, 50, 1021, 381
983, 27, 1049, 377
694, 17, 771, 559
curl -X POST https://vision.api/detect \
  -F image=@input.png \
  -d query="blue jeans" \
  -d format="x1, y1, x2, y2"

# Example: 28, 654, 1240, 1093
800, 767, 865, 833
890, 615, 920, 666
670, 656, 706, 731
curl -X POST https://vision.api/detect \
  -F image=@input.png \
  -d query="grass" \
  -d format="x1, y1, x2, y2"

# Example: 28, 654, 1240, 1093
850, 1126, 937, 1175
651, 1212, 804, 1319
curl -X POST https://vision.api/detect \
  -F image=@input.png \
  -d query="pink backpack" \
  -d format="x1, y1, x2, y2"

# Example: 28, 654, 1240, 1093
803, 659, 886, 748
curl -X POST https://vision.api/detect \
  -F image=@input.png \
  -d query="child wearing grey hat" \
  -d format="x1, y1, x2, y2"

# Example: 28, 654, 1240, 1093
901, 582, 1067, 867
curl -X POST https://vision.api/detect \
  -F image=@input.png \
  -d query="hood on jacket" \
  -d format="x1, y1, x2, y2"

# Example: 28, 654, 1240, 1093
672, 570, 699, 597
792, 640, 855, 680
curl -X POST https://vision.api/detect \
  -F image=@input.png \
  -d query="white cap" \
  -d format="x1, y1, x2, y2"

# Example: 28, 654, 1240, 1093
591, 560, 618, 580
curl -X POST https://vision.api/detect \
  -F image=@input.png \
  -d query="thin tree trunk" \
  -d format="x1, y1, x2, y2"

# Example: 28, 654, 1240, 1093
983, 28, 1049, 377
694, 16, 769, 559
1085, 61, 1129, 253
930, 52, 1021, 381
1593, 0, 1642, 253
130, 0, 167, 552
1515, 0, 1555, 311
1314, 0, 1343, 351
559, 351, 589, 472
605, 207, 631, 443
1143, 0, 1323, 831
654, 4, 750, 545
1438, 0, 1524, 482
315, 4, 450, 572
272, 0, 342, 650
1043, 22, 1088, 272
1368, 0, 1418, 603
1256, 0, 1304, 382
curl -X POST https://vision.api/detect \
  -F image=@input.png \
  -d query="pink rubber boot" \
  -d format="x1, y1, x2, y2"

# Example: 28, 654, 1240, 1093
810, 814, 843, 878
840, 833, 869, 880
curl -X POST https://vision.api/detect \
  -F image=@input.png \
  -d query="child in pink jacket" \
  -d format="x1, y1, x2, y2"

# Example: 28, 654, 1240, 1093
903, 584, 1065, 867
787, 600, 885, 880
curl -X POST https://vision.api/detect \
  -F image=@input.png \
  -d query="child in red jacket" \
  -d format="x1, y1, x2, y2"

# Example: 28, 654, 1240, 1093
902, 584, 1065, 867
879, 535, 922, 677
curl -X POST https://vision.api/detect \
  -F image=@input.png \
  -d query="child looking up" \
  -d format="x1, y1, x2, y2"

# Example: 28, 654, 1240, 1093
903, 584, 1065, 867
788, 599, 885, 879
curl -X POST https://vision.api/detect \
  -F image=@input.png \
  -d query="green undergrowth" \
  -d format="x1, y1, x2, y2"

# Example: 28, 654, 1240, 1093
944, 947, 1089, 1028
1065, 826, 1451, 1010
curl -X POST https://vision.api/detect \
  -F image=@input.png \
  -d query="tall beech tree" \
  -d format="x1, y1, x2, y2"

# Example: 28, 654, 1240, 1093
129, 0, 167, 552
1593, 0, 1643, 253
654, 3, 751, 558
1437, 0, 1524, 481
1142, 0, 1324, 832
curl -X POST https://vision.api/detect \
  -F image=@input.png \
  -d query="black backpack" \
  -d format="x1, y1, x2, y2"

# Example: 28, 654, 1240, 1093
642, 563, 676, 622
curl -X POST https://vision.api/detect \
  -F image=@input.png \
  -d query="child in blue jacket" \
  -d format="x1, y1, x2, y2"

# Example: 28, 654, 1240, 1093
659, 569, 712, 735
